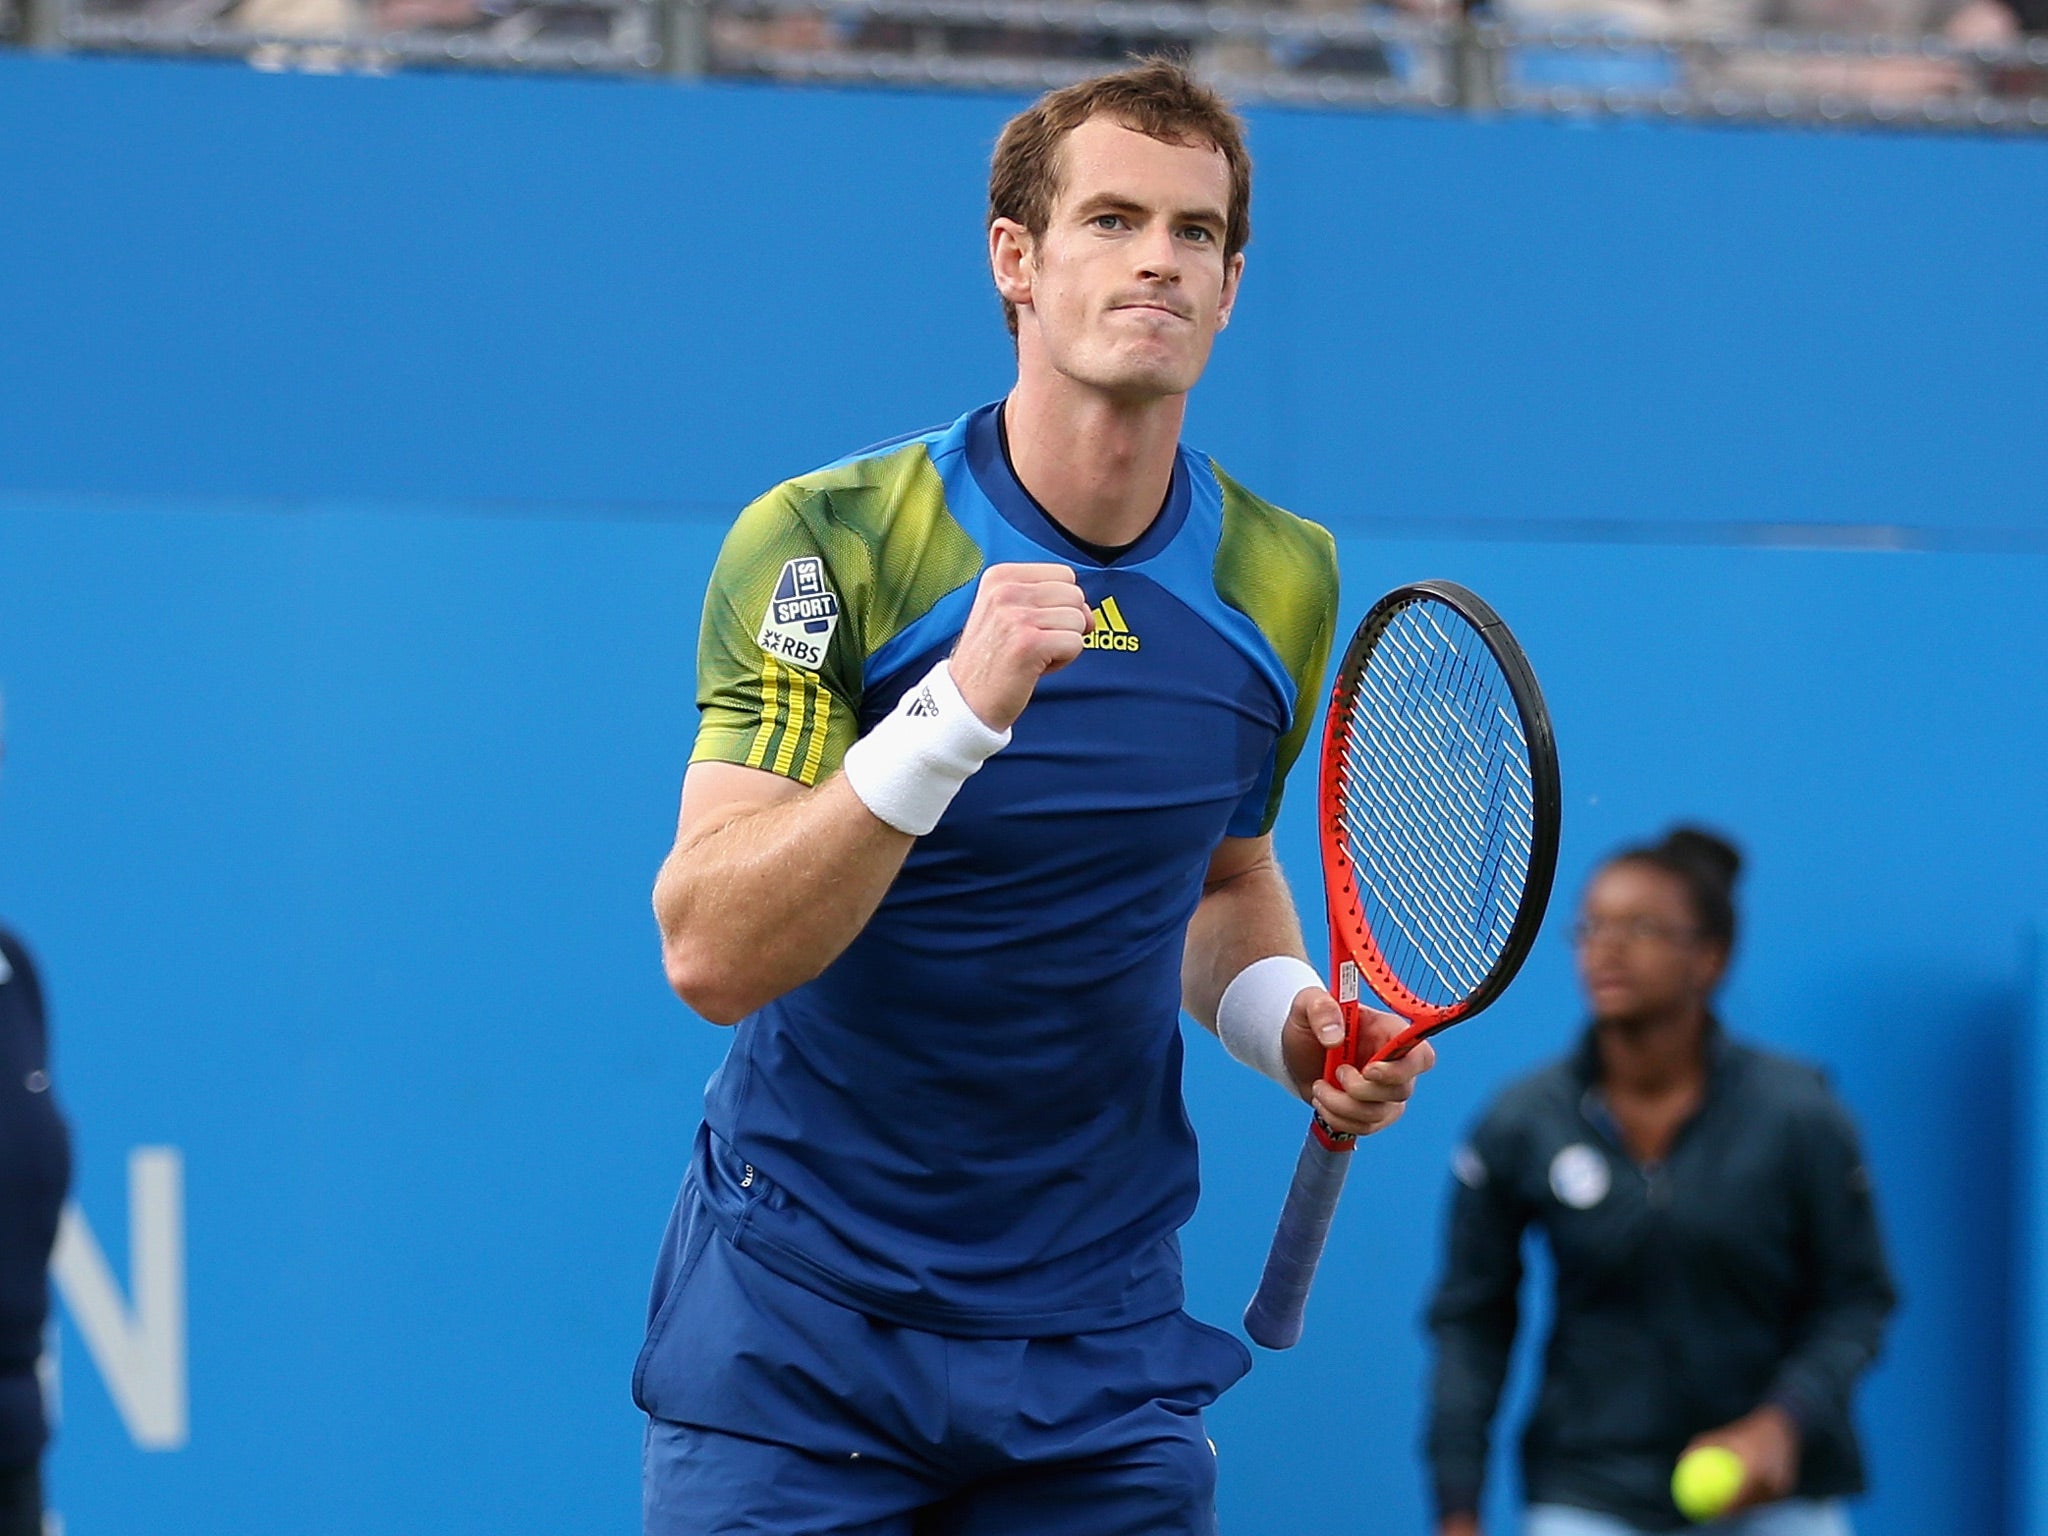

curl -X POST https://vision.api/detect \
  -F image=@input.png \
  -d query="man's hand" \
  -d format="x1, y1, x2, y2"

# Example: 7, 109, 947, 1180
947, 563, 1092, 731
1280, 986, 1434, 1138
1686, 1403, 1801, 1512
1438, 1516, 1481, 1536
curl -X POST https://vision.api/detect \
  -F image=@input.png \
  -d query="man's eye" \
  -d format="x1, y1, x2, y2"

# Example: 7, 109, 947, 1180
1182, 226, 1214, 244
1093, 214, 1124, 230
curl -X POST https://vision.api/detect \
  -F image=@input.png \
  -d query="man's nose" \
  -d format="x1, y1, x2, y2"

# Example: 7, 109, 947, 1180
1132, 220, 1181, 281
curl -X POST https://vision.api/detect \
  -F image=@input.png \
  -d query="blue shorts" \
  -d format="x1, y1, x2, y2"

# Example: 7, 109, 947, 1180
634, 1182, 1252, 1536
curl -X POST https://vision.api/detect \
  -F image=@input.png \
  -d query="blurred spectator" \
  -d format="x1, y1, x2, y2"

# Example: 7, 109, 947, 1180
1494, 0, 1749, 38
1947, 0, 2021, 37
229, 0, 360, 33
1425, 827, 1895, 1536
1492, 0, 2019, 102
372, 0, 481, 29
1716, 0, 2005, 101
0, 700, 70, 1536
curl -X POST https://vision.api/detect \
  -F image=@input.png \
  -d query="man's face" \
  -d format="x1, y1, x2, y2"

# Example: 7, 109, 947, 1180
997, 115, 1242, 402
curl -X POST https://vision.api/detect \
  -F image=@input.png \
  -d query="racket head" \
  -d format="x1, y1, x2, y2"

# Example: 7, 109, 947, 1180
1319, 580, 1561, 1049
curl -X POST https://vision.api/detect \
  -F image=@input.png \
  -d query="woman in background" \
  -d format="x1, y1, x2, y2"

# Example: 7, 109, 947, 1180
0, 707, 70, 1536
1425, 828, 1895, 1536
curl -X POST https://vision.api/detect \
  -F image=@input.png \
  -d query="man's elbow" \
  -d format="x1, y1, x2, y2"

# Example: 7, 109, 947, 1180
660, 938, 756, 1027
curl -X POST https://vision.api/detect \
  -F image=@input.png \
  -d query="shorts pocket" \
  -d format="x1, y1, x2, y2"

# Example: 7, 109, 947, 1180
631, 1183, 718, 1414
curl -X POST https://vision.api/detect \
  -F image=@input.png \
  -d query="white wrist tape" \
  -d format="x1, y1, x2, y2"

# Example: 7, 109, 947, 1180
841, 658, 1011, 837
1217, 955, 1325, 1094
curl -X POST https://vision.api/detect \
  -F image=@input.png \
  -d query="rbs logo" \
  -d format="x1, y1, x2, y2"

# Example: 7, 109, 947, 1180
1082, 595, 1141, 653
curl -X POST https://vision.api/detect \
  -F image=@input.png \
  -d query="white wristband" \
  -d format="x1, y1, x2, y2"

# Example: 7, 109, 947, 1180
841, 658, 1011, 836
1217, 955, 1325, 1095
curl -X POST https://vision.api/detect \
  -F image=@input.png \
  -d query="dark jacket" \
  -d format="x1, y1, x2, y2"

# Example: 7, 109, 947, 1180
0, 929, 70, 1469
1424, 1025, 1896, 1531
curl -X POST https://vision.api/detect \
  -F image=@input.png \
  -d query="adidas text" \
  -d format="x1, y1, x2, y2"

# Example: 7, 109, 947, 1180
1081, 629, 1141, 652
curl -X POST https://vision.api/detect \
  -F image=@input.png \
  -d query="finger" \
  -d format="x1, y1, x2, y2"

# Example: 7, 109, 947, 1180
971, 567, 1081, 615
1295, 988, 1345, 1051
984, 562, 1078, 583
1362, 1038, 1435, 1088
1014, 588, 1094, 624
1030, 605, 1092, 634
1330, 1060, 1416, 1103
1034, 631, 1089, 675
1312, 1080, 1407, 1136
1731, 1466, 1769, 1513
1351, 1006, 1409, 1055
1036, 631, 1086, 665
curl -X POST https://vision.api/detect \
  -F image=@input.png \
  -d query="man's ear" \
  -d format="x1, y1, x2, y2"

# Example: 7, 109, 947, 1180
990, 217, 1035, 312
1216, 250, 1246, 331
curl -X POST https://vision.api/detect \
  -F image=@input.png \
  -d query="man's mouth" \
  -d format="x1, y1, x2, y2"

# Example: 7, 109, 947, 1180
1111, 300, 1190, 321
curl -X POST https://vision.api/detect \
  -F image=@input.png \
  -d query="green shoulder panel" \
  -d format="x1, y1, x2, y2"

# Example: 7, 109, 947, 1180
1210, 463, 1340, 835
691, 440, 984, 786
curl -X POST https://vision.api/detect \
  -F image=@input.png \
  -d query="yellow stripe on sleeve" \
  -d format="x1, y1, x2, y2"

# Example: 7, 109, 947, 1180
772, 667, 812, 779
800, 686, 832, 785
746, 654, 784, 770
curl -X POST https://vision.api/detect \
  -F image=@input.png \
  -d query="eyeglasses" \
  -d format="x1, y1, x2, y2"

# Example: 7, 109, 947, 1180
1570, 917, 1702, 948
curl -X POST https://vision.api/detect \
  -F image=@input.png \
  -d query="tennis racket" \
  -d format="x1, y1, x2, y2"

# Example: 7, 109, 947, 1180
1243, 580, 1561, 1350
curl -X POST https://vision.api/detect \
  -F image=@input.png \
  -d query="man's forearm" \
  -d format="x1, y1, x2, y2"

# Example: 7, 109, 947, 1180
1181, 854, 1313, 1031
654, 773, 913, 1024
1185, 836, 1430, 1129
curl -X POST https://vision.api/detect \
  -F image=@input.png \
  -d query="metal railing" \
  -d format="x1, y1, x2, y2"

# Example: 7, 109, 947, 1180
8, 0, 2046, 132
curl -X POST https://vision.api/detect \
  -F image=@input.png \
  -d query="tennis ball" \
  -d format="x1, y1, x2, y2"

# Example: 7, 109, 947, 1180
1671, 1445, 1745, 1522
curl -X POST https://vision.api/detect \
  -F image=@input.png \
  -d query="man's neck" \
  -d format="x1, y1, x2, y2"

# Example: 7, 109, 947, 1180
1002, 374, 1187, 551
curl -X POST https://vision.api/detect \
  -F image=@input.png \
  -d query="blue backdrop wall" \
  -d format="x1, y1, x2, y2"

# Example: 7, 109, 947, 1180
1, 52, 2044, 1536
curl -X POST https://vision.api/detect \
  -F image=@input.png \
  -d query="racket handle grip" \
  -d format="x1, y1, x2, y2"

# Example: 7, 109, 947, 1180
1243, 1129, 1354, 1350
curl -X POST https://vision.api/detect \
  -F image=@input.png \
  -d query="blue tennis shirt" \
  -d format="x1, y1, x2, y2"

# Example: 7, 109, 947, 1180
673, 402, 1338, 1337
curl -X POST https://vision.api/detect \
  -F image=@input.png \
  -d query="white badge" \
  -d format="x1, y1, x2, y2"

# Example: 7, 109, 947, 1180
1451, 1144, 1488, 1190
1549, 1143, 1612, 1210
755, 556, 841, 671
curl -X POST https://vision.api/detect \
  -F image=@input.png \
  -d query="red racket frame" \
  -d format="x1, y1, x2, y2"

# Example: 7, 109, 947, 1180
1310, 581, 1560, 1151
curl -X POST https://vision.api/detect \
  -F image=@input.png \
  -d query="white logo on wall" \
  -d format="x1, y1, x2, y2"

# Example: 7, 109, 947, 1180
1548, 1143, 1611, 1210
755, 557, 841, 671
47, 1146, 188, 1451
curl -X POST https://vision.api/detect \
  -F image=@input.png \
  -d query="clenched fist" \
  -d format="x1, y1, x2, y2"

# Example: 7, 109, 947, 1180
947, 564, 1093, 732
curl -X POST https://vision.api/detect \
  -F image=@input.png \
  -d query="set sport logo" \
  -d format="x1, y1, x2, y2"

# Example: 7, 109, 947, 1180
1081, 596, 1140, 653
755, 556, 842, 671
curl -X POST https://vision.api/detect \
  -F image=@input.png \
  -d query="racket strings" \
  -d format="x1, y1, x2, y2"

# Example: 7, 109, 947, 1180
1335, 763, 1493, 986
1336, 748, 1502, 997
1332, 598, 1540, 1011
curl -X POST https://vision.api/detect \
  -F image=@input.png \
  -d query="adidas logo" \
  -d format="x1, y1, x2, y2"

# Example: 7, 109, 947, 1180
906, 686, 940, 718
1081, 596, 1141, 653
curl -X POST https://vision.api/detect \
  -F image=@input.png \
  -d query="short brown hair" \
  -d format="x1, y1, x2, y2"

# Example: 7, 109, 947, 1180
988, 59, 1253, 338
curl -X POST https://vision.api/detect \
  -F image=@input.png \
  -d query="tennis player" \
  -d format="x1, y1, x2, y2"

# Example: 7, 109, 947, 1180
639, 60, 1434, 1534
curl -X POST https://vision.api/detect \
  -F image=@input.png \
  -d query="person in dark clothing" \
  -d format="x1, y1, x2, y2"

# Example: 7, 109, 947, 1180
1424, 827, 1895, 1536
0, 710, 71, 1536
